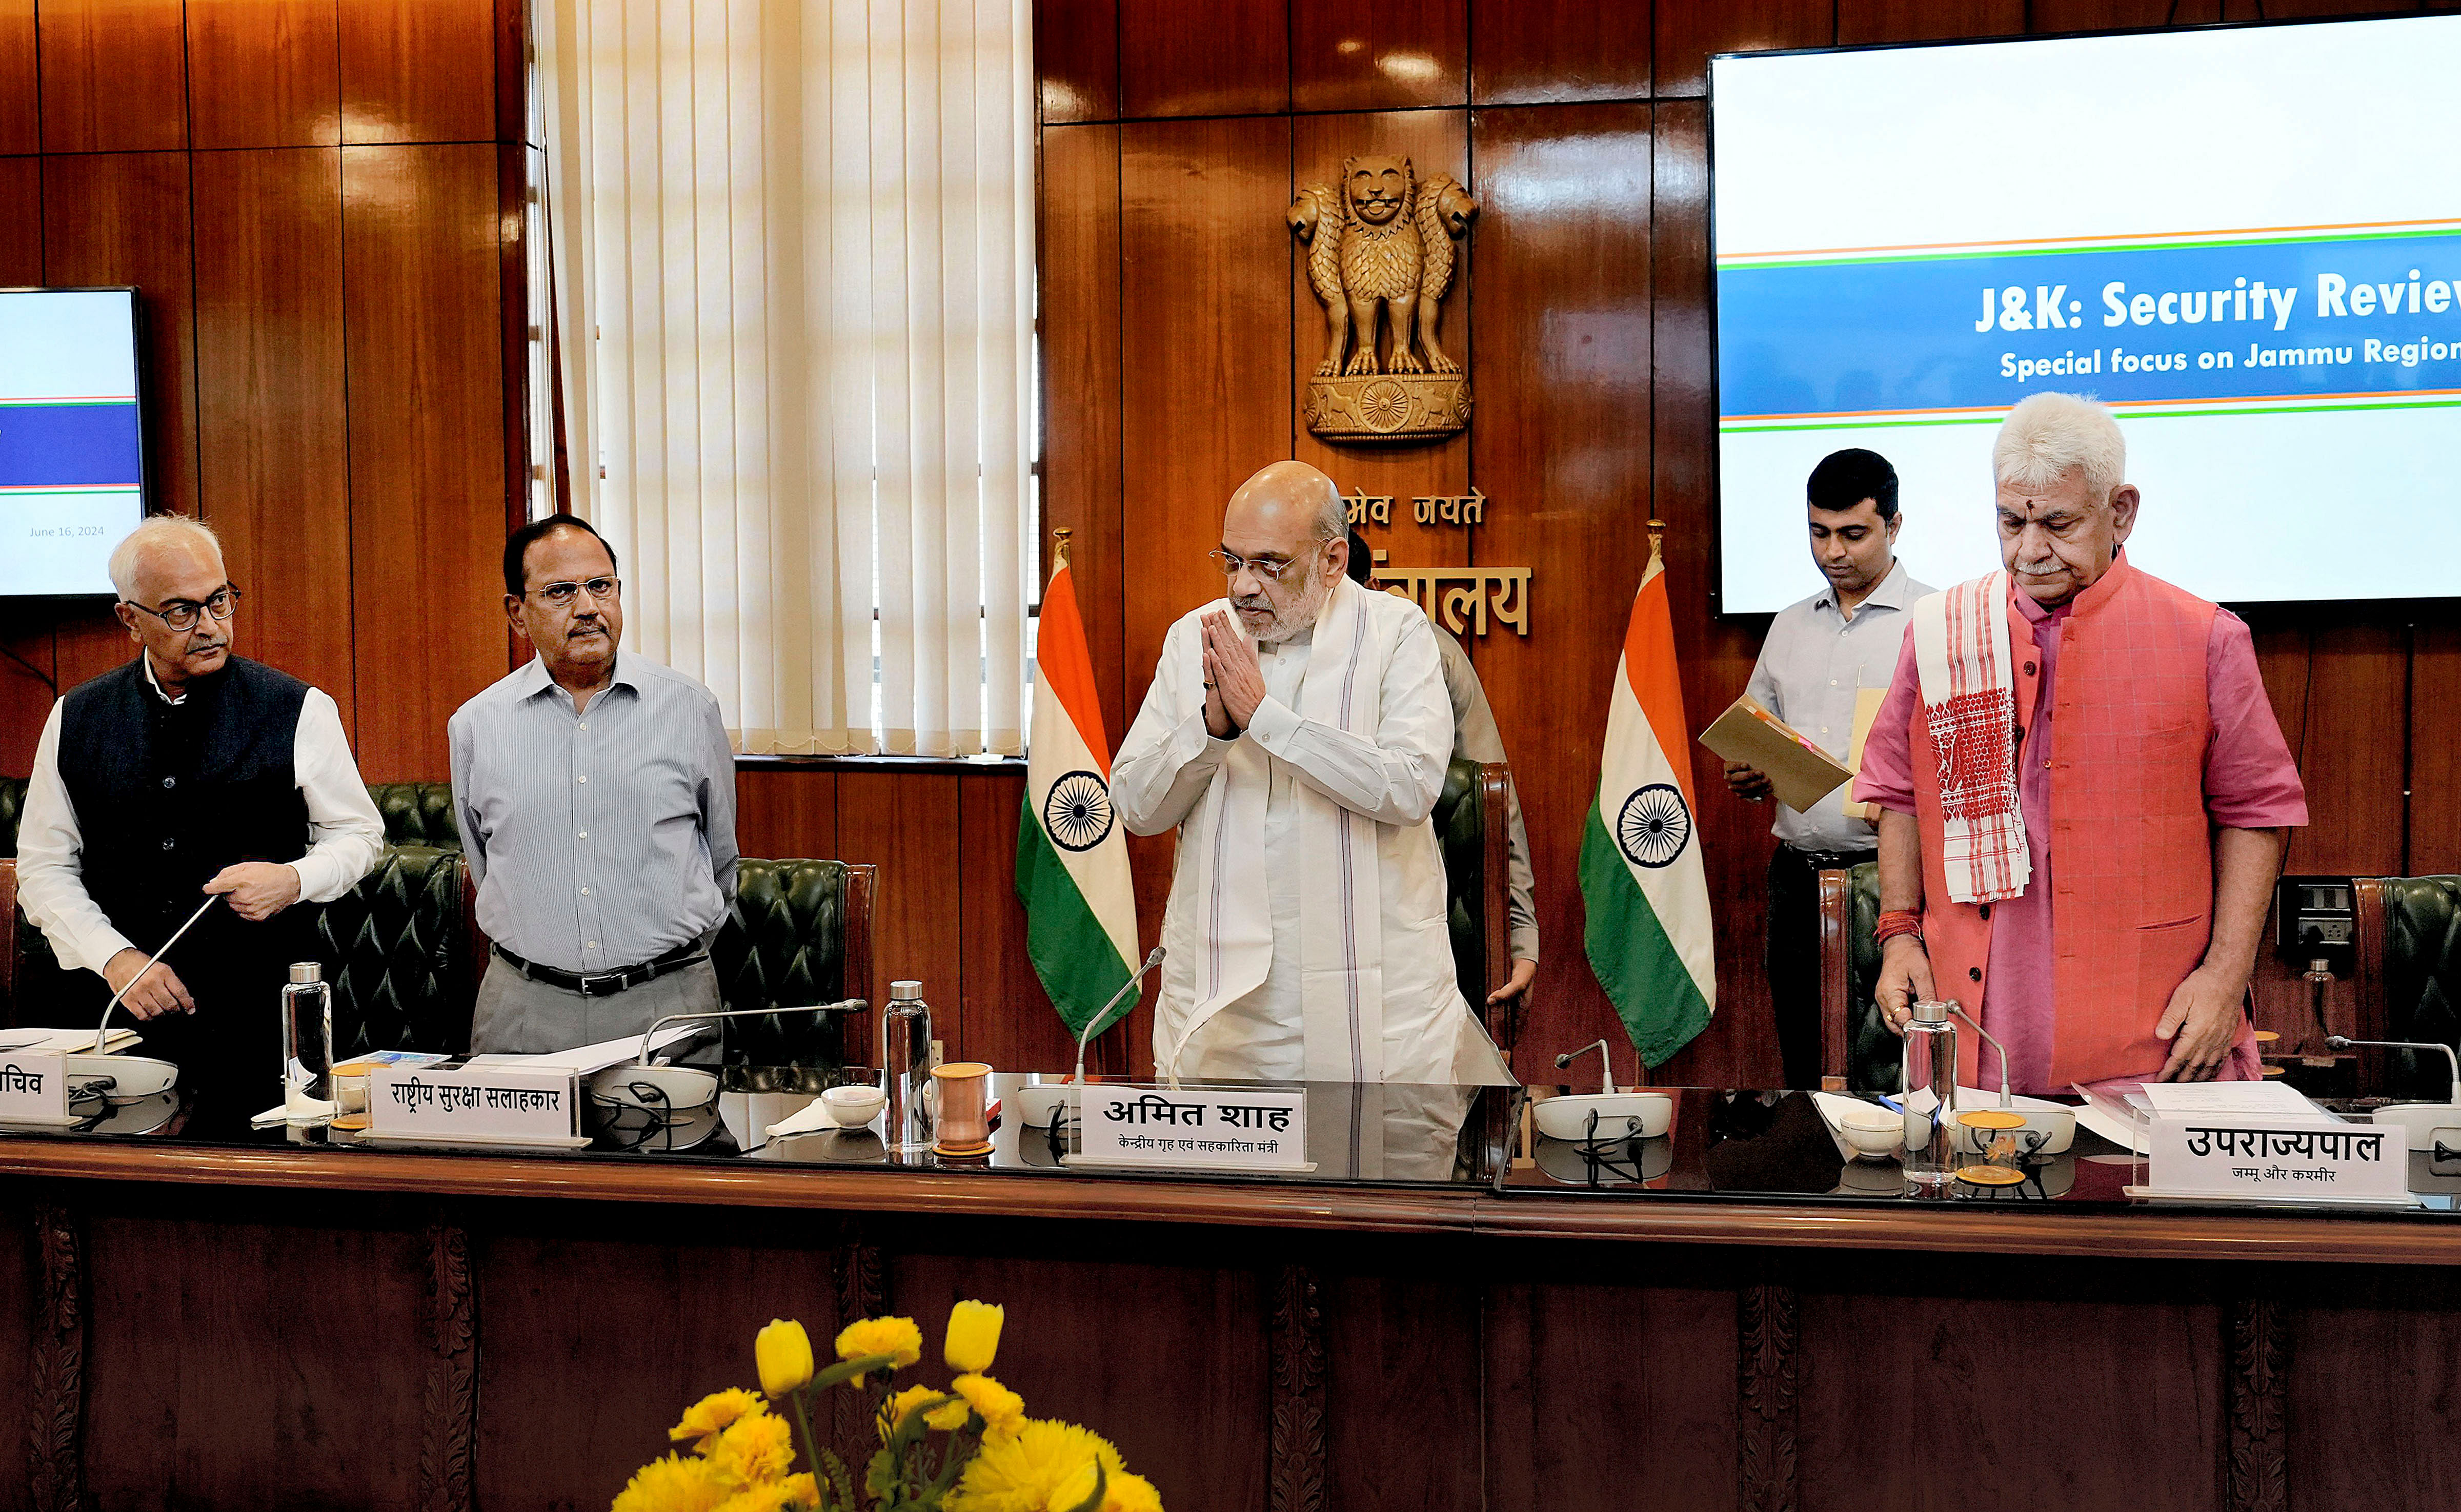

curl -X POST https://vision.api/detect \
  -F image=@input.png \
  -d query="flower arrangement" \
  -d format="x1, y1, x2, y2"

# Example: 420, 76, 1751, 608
612, 1300, 1164, 1512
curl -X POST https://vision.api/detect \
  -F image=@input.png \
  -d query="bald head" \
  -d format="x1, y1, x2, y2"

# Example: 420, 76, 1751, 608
1219, 461, 1349, 642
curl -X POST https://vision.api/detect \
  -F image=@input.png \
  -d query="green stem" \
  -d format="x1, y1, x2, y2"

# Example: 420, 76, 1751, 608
787, 1388, 827, 1507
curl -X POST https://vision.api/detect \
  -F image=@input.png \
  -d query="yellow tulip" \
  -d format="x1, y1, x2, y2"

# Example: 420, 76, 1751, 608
943, 1299, 1005, 1374
756, 1319, 815, 1399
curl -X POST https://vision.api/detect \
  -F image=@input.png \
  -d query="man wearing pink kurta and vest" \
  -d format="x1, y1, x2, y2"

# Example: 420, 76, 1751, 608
1853, 393, 2307, 1091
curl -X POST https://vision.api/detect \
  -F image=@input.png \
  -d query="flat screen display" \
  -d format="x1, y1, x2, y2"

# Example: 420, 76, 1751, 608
0, 288, 146, 598
1710, 16, 2461, 612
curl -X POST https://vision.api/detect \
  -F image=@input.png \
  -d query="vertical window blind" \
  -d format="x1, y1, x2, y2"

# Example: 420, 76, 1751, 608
538, 0, 1033, 755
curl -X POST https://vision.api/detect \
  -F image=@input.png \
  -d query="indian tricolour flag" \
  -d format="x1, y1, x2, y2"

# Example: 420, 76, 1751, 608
1580, 537, 1716, 1066
1015, 553, 1140, 1037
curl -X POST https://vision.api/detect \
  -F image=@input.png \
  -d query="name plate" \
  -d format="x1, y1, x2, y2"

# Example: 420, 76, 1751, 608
2146, 1116, 2408, 1203
0, 1052, 68, 1125
1075, 1086, 1308, 1171
369, 1064, 577, 1143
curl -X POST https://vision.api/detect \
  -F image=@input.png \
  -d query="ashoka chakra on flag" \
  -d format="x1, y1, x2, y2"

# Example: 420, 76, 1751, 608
1616, 783, 1691, 869
1043, 770, 1116, 853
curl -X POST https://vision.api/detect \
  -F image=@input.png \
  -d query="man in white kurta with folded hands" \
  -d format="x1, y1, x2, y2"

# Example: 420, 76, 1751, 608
1115, 460, 1509, 1087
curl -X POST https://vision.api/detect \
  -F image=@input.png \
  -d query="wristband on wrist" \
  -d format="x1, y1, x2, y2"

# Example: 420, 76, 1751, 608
1874, 909, 1925, 947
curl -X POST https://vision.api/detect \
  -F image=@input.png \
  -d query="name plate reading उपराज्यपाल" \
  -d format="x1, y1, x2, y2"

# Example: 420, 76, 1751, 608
2141, 1115, 2410, 1205
1072, 1086, 1310, 1172
0, 1049, 68, 1125
368, 1063, 579, 1145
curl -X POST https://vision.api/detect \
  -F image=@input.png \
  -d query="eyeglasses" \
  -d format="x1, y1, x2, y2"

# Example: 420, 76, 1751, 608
526, 577, 621, 607
1205, 543, 1324, 584
122, 587, 240, 632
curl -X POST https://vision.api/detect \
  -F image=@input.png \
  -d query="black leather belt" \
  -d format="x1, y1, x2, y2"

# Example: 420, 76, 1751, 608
492, 942, 707, 997
1780, 844, 1877, 871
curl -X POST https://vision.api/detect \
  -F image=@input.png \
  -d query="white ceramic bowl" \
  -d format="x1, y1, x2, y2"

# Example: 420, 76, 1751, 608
64, 1054, 178, 1105
1008, 1082, 1076, 1130
822, 1082, 886, 1128
1533, 1091, 1672, 1143
584, 1064, 721, 1151
1835, 1109, 1904, 1160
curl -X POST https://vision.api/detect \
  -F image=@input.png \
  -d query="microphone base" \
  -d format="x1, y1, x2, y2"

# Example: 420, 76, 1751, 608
2371, 1102, 2461, 1153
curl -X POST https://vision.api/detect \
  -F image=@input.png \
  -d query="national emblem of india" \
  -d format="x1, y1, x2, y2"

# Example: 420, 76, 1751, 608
1287, 155, 1478, 443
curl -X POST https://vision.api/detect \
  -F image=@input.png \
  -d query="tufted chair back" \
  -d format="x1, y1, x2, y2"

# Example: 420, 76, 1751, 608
1433, 757, 1515, 1048
314, 845, 472, 1056
367, 782, 460, 851
2354, 876, 2461, 1099
712, 859, 877, 1070
1817, 861, 1899, 1091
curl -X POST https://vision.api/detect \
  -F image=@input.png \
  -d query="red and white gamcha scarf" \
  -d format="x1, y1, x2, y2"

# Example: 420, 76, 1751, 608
1911, 572, 2031, 905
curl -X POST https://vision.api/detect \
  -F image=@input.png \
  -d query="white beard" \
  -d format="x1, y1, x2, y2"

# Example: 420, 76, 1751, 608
1242, 574, 1329, 645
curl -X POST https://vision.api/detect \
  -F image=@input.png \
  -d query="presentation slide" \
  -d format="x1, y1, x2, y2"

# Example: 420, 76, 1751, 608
1711, 16, 2461, 614
0, 289, 145, 598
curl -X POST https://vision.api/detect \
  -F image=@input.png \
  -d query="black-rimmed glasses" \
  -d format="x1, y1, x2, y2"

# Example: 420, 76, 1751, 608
122, 587, 240, 632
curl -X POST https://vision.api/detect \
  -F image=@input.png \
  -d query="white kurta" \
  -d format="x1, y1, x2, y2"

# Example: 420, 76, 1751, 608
1114, 578, 1508, 1086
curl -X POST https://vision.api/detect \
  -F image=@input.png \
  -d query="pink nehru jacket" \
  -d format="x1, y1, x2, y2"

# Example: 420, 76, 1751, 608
1855, 555, 2307, 1093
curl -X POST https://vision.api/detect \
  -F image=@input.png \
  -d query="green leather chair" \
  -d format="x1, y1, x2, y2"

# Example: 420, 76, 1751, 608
1434, 757, 1517, 1050
315, 845, 473, 1056
1818, 861, 1899, 1091
0, 775, 26, 859
712, 858, 877, 1072
2354, 876, 2461, 1099
367, 781, 460, 851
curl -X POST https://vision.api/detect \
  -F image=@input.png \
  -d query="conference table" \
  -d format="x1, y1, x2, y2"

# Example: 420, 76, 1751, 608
2, 1073, 2456, 1512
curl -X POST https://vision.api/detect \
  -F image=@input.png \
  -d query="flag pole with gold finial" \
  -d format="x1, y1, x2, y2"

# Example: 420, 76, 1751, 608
1647, 516, 1667, 570
1053, 525, 1072, 570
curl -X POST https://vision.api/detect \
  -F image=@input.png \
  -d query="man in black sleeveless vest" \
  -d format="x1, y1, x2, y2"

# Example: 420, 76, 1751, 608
17, 518, 384, 1118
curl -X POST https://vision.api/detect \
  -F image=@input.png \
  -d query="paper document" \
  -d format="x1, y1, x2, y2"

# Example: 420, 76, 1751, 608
1838, 687, 1887, 820
0, 1027, 142, 1056
2138, 1080, 2337, 1120
1698, 693, 1854, 813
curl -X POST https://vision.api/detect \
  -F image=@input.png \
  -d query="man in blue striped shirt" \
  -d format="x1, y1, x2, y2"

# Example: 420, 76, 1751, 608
448, 514, 737, 1055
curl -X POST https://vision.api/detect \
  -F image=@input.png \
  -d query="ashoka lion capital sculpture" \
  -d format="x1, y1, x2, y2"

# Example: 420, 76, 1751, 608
1288, 155, 1477, 443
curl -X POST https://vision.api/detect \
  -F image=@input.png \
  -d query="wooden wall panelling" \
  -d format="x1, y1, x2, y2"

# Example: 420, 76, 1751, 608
0, 1200, 40, 1512
2257, 619, 2407, 877
1835, 0, 2027, 45
1114, 114, 1294, 1073
1465, 101, 1662, 1085
836, 771, 963, 1045
1118, 0, 1289, 119
496, 139, 532, 533
192, 147, 359, 731
2030, 0, 2223, 29
1037, 0, 1120, 124
734, 765, 840, 860
0, 153, 34, 279
473, 1220, 840, 1509
340, 0, 498, 145
892, 1247, 1271, 1512
1469, 0, 1651, 105
41, 152, 201, 522
78, 1194, 430, 1510
0, 618, 55, 777
1290, 0, 1468, 113
956, 768, 1087, 1076
2408, 622, 2461, 875
342, 144, 508, 781
34, 0, 187, 154
189, 0, 346, 149
2284, 1269, 2461, 1507
1037, 123, 1127, 729
2229, 0, 2442, 17
1653, 0, 1833, 99
1484, 1277, 1741, 1512
1288, 107, 1471, 564
1794, 1274, 2225, 1510
1324, 1266, 1483, 1509
0, 2, 34, 155
1649, 98, 1781, 1091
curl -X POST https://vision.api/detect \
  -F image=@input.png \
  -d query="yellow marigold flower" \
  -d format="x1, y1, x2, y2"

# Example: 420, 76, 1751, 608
951, 1373, 1027, 1438
926, 1397, 971, 1432
710, 1487, 797, 1512
670, 1388, 768, 1455
945, 1419, 1125, 1512
780, 1473, 820, 1509
944, 1299, 1005, 1374
709, 1409, 795, 1485
882, 1384, 952, 1440
1102, 1471, 1164, 1512
833, 1315, 923, 1383
612, 1453, 736, 1512
756, 1319, 815, 1399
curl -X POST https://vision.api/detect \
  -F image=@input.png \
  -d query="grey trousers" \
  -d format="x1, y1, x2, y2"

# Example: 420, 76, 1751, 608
470, 954, 722, 1063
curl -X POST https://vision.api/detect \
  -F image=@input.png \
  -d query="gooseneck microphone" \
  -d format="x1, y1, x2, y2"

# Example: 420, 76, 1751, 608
92, 894, 223, 1053
2327, 1034, 2461, 1102
1076, 947, 1166, 1087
